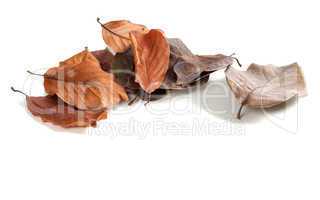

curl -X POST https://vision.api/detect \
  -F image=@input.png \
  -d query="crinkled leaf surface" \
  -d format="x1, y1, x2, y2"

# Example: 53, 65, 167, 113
130, 29, 170, 93
168, 38, 233, 85
101, 20, 148, 53
44, 49, 128, 110
27, 95, 107, 128
162, 38, 233, 89
225, 63, 307, 118
174, 54, 233, 84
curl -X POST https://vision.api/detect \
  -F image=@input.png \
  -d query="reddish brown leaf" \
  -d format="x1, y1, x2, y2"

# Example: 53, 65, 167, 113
130, 29, 170, 93
100, 19, 149, 53
44, 49, 128, 110
27, 95, 107, 128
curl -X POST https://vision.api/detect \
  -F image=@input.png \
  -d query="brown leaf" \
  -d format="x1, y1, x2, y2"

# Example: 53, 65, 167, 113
108, 48, 168, 104
174, 54, 233, 84
225, 63, 307, 119
109, 38, 211, 92
130, 29, 170, 93
27, 95, 107, 128
100, 19, 148, 53
91, 49, 114, 72
162, 38, 233, 89
169, 38, 233, 85
162, 70, 210, 90
44, 49, 128, 110
162, 38, 209, 89
111, 48, 139, 90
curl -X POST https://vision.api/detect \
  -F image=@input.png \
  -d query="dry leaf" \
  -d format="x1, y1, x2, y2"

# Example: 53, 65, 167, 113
169, 38, 233, 85
225, 63, 307, 119
162, 38, 210, 89
162, 38, 233, 89
130, 29, 170, 93
174, 54, 234, 84
111, 48, 139, 90
109, 38, 210, 93
91, 49, 114, 72
27, 95, 107, 128
110, 48, 168, 103
44, 49, 128, 110
99, 19, 149, 53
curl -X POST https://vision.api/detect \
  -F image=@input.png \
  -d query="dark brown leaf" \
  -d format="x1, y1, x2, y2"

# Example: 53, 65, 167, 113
111, 48, 139, 90
91, 49, 114, 72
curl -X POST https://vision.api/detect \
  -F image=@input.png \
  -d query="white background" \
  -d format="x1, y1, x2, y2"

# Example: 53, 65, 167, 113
0, 0, 319, 199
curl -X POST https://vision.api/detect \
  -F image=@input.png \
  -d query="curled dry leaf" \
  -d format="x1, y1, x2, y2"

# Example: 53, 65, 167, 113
27, 95, 107, 128
162, 38, 213, 89
44, 49, 128, 110
225, 63, 307, 119
130, 29, 170, 94
173, 54, 234, 84
162, 38, 234, 89
99, 19, 149, 53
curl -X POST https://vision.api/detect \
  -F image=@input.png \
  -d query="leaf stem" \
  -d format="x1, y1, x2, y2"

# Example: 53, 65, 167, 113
128, 94, 139, 106
11, 87, 28, 97
225, 65, 231, 72
144, 93, 151, 106
27, 70, 62, 81
229, 53, 242, 68
97, 17, 130, 40
233, 57, 242, 68
27, 70, 44, 77
236, 102, 245, 119
192, 72, 211, 82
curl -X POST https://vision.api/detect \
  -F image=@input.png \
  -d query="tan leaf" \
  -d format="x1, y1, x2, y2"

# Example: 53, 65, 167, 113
99, 19, 148, 53
27, 95, 107, 128
44, 49, 128, 110
225, 63, 307, 119
130, 29, 170, 93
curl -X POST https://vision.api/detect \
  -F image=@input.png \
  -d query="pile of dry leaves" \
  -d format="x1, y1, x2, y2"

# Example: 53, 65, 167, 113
11, 18, 307, 128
